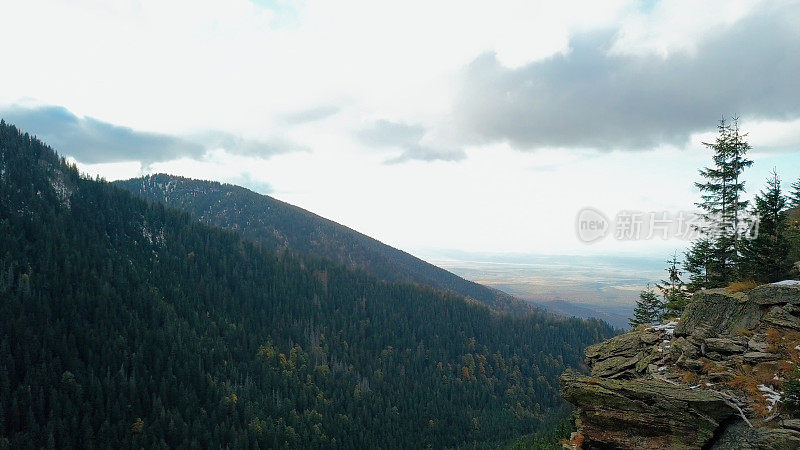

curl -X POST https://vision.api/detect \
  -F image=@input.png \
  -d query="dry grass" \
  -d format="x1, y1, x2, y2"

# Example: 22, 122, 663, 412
728, 364, 752, 387
752, 399, 770, 417
737, 329, 754, 338
700, 358, 727, 375
766, 328, 783, 354
728, 365, 770, 416
782, 330, 800, 347
777, 360, 796, 375
681, 370, 700, 385
765, 328, 800, 356
752, 361, 796, 387
728, 279, 759, 293
724, 331, 800, 418
560, 433, 584, 449
753, 362, 781, 387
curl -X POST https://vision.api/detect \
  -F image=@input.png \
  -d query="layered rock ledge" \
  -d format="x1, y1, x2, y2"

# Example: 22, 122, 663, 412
561, 281, 800, 449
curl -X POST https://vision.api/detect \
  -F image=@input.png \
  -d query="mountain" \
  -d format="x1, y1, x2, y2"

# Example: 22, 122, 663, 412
561, 283, 800, 449
532, 300, 629, 330
0, 120, 615, 448
114, 174, 525, 312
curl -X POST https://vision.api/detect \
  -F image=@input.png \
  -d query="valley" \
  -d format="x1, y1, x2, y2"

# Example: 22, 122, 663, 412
425, 252, 666, 329
0, 122, 615, 448
4, 2, 799, 447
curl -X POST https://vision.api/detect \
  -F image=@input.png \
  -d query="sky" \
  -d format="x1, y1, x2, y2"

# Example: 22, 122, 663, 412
1, 0, 800, 258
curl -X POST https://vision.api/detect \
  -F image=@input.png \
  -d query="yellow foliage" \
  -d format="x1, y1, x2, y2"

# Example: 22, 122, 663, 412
249, 417, 267, 435
131, 417, 144, 435
257, 341, 276, 359
728, 280, 759, 293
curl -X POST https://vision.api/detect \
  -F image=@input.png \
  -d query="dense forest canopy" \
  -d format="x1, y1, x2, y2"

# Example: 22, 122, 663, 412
0, 121, 614, 448
114, 174, 526, 313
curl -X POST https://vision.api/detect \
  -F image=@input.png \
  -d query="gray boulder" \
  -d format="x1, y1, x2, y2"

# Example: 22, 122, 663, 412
704, 337, 747, 354
561, 370, 735, 449
749, 283, 800, 306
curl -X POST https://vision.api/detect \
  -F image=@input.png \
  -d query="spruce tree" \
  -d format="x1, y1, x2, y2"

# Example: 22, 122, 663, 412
630, 285, 662, 327
727, 120, 754, 242
789, 177, 800, 209
657, 252, 688, 318
787, 179, 800, 268
684, 239, 716, 291
740, 169, 791, 282
689, 118, 752, 287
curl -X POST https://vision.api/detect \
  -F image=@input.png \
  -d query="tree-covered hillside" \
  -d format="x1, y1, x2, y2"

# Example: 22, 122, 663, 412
115, 174, 525, 312
0, 121, 614, 448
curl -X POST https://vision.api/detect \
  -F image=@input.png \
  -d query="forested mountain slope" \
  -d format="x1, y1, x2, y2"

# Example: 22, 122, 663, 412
115, 174, 525, 312
0, 121, 614, 448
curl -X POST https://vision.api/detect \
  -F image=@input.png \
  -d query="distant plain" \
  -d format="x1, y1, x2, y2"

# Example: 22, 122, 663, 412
424, 252, 667, 328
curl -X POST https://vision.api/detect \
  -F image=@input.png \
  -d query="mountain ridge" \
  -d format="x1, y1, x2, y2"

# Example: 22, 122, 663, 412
0, 120, 615, 447
115, 173, 529, 313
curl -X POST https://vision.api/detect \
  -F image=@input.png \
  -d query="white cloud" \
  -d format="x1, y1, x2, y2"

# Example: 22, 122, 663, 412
70, 159, 143, 181
0, 0, 633, 133
2, 0, 800, 256
610, 0, 763, 57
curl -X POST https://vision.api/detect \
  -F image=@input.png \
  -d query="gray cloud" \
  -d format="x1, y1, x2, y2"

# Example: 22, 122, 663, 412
357, 120, 465, 163
283, 105, 340, 124
453, 5, 800, 151
0, 104, 305, 164
194, 130, 307, 159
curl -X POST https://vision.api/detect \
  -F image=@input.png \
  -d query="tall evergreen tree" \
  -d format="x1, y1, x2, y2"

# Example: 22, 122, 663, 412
727, 120, 754, 243
630, 285, 662, 328
684, 238, 716, 291
789, 177, 800, 209
657, 252, 688, 318
740, 169, 791, 282
787, 179, 800, 269
688, 118, 753, 287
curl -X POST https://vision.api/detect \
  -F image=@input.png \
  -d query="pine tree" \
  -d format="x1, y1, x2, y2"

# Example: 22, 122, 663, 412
630, 285, 662, 328
789, 177, 800, 209
684, 239, 715, 291
727, 120, 754, 243
787, 180, 800, 269
740, 169, 791, 282
690, 118, 753, 286
657, 252, 688, 318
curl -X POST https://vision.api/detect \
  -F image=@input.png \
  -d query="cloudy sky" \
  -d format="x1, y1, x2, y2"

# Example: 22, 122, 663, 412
2, 0, 800, 257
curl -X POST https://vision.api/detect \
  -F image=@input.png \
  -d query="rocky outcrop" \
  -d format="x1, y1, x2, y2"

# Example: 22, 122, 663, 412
561, 281, 800, 449
561, 370, 736, 449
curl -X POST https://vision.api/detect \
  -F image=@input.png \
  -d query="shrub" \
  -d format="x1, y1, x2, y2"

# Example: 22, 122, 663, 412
728, 279, 759, 293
